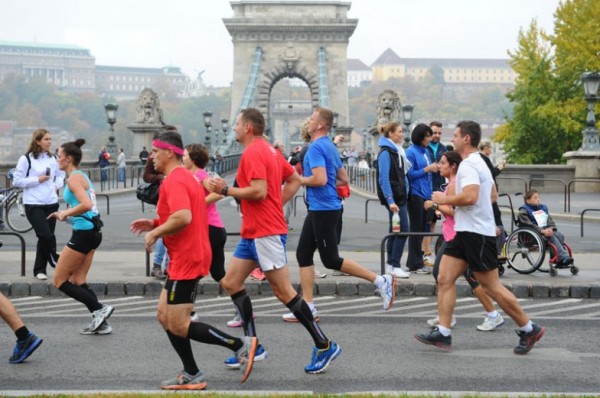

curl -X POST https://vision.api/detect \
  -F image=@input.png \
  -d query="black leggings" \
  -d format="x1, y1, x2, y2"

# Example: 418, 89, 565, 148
208, 225, 226, 282
296, 210, 344, 270
25, 203, 59, 275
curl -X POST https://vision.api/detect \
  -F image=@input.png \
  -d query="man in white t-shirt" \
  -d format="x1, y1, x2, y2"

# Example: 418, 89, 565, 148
414, 120, 545, 355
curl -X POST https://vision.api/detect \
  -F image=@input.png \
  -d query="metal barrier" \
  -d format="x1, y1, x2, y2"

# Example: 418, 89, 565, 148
292, 194, 304, 217
498, 193, 516, 232
528, 178, 567, 212
567, 179, 600, 213
0, 231, 27, 276
496, 176, 528, 194
380, 232, 443, 275
96, 194, 110, 215
364, 198, 380, 223
580, 208, 600, 237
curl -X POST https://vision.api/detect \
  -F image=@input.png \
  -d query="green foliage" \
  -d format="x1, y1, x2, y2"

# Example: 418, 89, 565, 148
499, 0, 600, 164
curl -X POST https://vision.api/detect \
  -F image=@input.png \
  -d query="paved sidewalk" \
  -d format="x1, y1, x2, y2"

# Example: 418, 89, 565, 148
1, 249, 598, 299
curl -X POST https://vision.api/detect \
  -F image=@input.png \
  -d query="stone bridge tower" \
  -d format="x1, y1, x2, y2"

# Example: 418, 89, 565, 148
223, 1, 357, 147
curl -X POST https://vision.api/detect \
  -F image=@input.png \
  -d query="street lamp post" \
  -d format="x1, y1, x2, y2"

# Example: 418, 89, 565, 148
203, 111, 213, 153
401, 104, 414, 149
104, 103, 118, 156
580, 71, 600, 150
221, 118, 229, 145
285, 104, 293, 153
331, 112, 339, 138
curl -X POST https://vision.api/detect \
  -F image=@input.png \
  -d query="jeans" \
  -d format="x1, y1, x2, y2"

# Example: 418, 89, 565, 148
386, 205, 408, 268
117, 167, 125, 182
549, 231, 569, 261
100, 167, 108, 182
154, 238, 169, 271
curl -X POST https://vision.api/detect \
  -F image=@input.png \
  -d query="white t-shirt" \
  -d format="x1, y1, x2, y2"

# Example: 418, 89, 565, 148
454, 151, 496, 236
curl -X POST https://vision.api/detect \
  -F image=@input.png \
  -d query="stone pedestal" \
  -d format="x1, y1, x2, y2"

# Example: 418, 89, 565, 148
563, 150, 600, 192
127, 124, 163, 157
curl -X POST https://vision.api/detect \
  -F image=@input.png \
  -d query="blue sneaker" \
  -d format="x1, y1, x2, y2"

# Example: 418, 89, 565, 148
224, 344, 267, 369
304, 341, 342, 374
9, 333, 43, 364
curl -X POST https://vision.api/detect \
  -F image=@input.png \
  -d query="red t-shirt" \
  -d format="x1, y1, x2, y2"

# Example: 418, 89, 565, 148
237, 138, 294, 238
156, 167, 211, 279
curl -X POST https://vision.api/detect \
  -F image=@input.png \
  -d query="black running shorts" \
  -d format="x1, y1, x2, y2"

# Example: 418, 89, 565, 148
66, 229, 102, 255
164, 278, 200, 305
444, 231, 498, 272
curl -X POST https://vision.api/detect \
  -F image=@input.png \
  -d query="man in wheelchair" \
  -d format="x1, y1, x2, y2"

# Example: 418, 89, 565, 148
518, 189, 574, 268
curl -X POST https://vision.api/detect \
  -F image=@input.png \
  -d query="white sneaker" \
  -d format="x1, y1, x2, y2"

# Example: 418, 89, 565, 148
282, 307, 320, 323
427, 315, 457, 328
476, 314, 505, 331
423, 252, 435, 267
389, 267, 410, 279
376, 274, 396, 310
35, 273, 48, 280
314, 269, 327, 279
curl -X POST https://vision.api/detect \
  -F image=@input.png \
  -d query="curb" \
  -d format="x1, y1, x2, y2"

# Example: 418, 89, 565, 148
2, 280, 599, 299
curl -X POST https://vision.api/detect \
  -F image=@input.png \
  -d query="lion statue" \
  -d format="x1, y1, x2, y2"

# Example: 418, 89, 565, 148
375, 89, 402, 129
135, 88, 164, 125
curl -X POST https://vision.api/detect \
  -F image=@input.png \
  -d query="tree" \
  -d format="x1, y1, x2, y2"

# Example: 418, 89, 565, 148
497, 0, 600, 164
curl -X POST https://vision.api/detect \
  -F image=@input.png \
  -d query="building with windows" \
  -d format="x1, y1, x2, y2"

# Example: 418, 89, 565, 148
371, 48, 515, 85
0, 41, 96, 93
95, 65, 191, 100
347, 58, 372, 87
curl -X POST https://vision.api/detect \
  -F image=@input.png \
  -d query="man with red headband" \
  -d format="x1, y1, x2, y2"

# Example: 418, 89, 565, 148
131, 130, 257, 390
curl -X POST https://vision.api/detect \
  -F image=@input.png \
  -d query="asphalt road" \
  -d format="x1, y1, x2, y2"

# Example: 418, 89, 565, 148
1, 296, 599, 394
2, 191, 599, 253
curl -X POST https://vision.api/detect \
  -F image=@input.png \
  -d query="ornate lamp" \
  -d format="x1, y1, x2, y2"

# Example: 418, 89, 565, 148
203, 111, 213, 150
104, 103, 118, 155
401, 104, 414, 148
580, 72, 600, 150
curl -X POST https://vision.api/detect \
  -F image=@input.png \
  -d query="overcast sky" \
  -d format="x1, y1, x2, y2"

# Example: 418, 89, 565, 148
0, 0, 560, 86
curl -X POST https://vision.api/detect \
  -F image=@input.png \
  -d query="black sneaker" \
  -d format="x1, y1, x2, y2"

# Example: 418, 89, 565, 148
414, 327, 452, 350
514, 323, 545, 355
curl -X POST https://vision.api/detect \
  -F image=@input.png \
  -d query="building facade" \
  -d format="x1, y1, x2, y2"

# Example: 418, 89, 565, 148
0, 41, 96, 93
371, 48, 515, 85
347, 58, 372, 87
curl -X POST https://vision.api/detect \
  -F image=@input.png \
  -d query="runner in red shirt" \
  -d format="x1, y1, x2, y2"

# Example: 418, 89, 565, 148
208, 108, 341, 374
131, 130, 257, 390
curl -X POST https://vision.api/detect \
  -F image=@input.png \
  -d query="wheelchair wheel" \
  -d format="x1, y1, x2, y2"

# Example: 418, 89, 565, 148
505, 228, 546, 274
539, 242, 573, 273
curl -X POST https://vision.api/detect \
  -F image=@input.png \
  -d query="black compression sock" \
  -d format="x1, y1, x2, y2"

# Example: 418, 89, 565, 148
286, 294, 328, 349
188, 322, 243, 352
231, 289, 256, 337
59, 281, 102, 313
166, 330, 199, 375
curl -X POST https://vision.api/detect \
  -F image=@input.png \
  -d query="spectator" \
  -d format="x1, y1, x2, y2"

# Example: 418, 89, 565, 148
139, 146, 149, 165
98, 146, 110, 182
117, 147, 126, 183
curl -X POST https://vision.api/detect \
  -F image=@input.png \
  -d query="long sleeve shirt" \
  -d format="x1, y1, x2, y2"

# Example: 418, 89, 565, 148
12, 152, 65, 205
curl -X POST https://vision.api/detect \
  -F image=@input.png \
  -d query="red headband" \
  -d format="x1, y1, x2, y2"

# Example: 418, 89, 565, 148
153, 139, 184, 156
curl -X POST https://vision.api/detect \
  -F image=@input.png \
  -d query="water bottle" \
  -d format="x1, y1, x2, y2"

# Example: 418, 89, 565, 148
392, 211, 400, 233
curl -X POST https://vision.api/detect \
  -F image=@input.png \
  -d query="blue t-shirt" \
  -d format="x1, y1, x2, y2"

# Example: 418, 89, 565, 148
303, 136, 342, 211
63, 170, 99, 230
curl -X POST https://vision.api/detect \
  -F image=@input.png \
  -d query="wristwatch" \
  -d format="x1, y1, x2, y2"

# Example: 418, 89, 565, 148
432, 203, 439, 211
221, 186, 229, 196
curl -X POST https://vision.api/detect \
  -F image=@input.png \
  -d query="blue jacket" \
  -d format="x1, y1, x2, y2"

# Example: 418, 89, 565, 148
406, 144, 432, 199
376, 136, 406, 206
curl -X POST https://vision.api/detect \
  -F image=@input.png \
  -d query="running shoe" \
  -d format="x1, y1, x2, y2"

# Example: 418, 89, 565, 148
426, 315, 457, 328
226, 312, 257, 328
9, 333, 43, 364
332, 270, 350, 276
423, 252, 435, 267
389, 267, 410, 279
477, 315, 505, 331
236, 336, 258, 383
249, 268, 266, 281
304, 341, 342, 374
414, 327, 452, 350
314, 269, 327, 278
89, 305, 114, 332
224, 344, 267, 369
376, 274, 396, 310
80, 320, 112, 335
282, 307, 320, 323
514, 323, 545, 355
160, 370, 207, 390
411, 267, 432, 275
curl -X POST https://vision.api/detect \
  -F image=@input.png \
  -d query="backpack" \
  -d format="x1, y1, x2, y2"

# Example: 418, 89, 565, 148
374, 146, 407, 207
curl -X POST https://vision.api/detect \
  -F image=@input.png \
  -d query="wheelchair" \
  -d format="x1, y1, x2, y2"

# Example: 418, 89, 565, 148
502, 225, 578, 277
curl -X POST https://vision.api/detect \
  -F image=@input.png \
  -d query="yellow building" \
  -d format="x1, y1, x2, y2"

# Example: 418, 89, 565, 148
371, 48, 515, 85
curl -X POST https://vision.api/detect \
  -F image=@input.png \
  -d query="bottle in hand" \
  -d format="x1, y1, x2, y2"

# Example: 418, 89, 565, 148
392, 212, 400, 233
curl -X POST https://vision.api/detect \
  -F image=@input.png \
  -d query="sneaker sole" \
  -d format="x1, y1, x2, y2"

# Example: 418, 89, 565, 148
384, 276, 397, 310
283, 316, 320, 323
90, 307, 114, 332
9, 338, 43, 364
161, 382, 208, 390
227, 315, 257, 328
514, 326, 546, 355
477, 319, 505, 332
414, 334, 452, 350
305, 344, 342, 374
240, 337, 257, 383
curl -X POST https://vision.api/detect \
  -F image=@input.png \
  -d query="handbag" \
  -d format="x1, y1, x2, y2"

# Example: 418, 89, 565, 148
136, 182, 160, 205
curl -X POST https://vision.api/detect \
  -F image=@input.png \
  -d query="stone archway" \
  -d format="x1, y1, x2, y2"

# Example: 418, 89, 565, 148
224, 1, 357, 140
